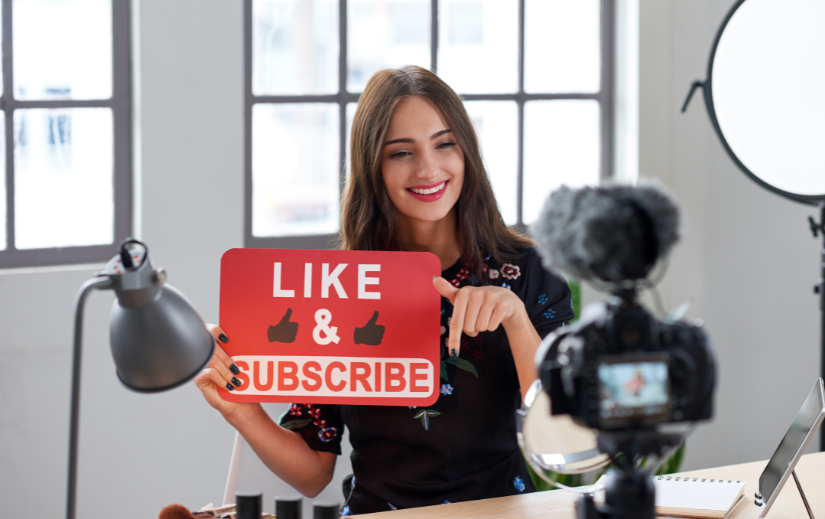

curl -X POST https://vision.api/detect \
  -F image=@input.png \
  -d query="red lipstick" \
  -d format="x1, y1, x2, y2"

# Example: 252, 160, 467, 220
406, 180, 449, 202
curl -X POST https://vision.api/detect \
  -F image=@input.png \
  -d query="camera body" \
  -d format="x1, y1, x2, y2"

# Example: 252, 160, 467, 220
538, 292, 715, 431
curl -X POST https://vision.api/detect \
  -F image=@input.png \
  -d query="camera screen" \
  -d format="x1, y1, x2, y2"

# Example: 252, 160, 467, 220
598, 359, 669, 424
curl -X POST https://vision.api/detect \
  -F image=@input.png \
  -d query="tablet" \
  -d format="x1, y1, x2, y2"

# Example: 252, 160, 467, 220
757, 378, 825, 518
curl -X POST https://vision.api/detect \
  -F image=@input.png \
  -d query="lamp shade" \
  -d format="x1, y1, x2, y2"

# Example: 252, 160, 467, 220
110, 283, 215, 392
105, 239, 215, 392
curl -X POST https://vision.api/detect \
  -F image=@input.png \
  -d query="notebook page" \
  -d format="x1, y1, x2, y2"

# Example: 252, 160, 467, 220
655, 477, 745, 512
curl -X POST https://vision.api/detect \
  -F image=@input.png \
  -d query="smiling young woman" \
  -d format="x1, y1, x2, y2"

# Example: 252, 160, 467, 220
196, 66, 574, 515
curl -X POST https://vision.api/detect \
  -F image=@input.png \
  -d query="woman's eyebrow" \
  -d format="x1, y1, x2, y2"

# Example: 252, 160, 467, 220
384, 129, 452, 146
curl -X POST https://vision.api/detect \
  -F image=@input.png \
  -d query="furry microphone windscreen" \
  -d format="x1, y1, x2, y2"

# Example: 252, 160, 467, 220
530, 183, 681, 283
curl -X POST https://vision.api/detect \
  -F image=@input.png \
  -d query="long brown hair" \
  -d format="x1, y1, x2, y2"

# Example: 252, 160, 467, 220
340, 66, 531, 281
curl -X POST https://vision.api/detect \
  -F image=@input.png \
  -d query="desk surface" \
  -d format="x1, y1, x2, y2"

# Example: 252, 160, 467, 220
360, 451, 825, 518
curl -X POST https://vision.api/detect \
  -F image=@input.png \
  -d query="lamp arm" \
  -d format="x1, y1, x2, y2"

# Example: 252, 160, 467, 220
66, 275, 114, 519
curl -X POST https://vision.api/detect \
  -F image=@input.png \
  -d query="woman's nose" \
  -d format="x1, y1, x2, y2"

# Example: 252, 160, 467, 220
415, 150, 438, 180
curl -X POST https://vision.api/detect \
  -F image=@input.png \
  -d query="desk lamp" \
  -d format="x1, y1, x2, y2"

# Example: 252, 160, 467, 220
66, 238, 215, 519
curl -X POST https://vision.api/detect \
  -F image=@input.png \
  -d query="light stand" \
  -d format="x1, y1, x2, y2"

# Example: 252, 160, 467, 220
809, 205, 825, 452
66, 239, 215, 519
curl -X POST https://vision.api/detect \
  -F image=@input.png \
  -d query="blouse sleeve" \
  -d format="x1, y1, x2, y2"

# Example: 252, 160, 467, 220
519, 248, 575, 339
278, 403, 345, 455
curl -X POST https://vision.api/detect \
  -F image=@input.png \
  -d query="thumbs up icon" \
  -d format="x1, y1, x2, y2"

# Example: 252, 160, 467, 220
354, 311, 385, 346
268, 308, 299, 343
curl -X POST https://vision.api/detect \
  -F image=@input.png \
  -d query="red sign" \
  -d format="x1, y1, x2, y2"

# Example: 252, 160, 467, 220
219, 249, 441, 406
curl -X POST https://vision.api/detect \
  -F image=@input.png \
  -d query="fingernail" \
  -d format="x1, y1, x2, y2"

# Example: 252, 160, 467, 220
232, 377, 243, 387
450, 349, 458, 359
230, 364, 240, 375
433, 275, 438, 281
219, 333, 229, 343
226, 383, 235, 391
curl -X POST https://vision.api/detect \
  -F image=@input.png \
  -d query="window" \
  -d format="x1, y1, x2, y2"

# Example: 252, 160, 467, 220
246, 0, 613, 248
0, 0, 131, 268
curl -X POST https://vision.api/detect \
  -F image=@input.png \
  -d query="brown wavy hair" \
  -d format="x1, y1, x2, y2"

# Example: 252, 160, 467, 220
340, 66, 531, 282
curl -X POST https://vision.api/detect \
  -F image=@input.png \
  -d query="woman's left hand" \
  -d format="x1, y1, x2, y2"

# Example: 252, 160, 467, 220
433, 276, 527, 358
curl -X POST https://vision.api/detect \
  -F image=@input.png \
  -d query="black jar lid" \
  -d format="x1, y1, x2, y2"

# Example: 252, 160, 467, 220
235, 491, 262, 519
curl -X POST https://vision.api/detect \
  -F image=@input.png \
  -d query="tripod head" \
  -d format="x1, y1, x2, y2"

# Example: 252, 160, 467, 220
577, 430, 684, 519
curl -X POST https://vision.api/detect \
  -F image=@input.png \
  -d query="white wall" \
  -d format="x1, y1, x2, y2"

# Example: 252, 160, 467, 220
1, 1, 822, 517
637, 0, 822, 471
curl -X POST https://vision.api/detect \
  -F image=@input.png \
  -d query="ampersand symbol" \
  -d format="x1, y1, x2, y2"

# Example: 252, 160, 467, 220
312, 308, 340, 345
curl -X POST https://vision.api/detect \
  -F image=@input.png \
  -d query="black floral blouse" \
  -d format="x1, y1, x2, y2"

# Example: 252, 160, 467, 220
278, 247, 574, 515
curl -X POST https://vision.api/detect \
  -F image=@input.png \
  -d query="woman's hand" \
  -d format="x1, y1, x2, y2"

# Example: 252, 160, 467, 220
433, 276, 527, 357
194, 324, 255, 420
434, 276, 541, 399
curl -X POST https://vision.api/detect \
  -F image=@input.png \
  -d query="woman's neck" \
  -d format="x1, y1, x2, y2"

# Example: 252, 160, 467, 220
396, 210, 461, 271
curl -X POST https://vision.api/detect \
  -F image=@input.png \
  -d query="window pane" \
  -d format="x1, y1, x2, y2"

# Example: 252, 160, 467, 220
348, 0, 431, 92
523, 100, 600, 224
14, 0, 112, 100
252, 103, 340, 237
14, 108, 114, 249
438, 0, 518, 94
253, 0, 339, 95
524, 0, 600, 94
465, 101, 517, 225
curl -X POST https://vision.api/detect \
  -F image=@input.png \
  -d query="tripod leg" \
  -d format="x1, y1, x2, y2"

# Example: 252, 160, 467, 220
577, 495, 601, 519
792, 470, 815, 519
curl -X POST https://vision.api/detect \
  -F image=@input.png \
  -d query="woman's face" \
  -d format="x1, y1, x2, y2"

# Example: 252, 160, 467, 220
381, 96, 465, 227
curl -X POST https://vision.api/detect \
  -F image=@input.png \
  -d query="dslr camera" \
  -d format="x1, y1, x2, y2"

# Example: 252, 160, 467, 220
532, 184, 715, 432
537, 293, 714, 430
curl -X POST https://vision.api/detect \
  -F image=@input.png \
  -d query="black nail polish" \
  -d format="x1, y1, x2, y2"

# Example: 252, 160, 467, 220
226, 383, 234, 391
230, 364, 240, 375
219, 333, 229, 343
450, 349, 458, 359
232, 377, 243, 387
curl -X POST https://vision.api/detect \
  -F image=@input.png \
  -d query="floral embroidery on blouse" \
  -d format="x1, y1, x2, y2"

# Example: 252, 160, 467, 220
440, 384, 453, 395
500, 263, 521, 280
318, 426, 338, 443
413, 409, 441, 430
514, 476, 525, 493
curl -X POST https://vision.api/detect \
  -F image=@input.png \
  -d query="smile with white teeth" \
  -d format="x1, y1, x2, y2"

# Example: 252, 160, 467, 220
409, 181, 446, 195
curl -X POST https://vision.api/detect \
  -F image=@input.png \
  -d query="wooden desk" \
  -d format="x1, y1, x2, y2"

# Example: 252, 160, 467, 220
360, 451, 825, 518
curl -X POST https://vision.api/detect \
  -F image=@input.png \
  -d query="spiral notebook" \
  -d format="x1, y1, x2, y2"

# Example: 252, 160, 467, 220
595, 475, 746, 519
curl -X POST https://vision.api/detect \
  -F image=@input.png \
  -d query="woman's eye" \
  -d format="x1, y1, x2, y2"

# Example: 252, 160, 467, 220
437, 141, 457, 149
389, 150, 411, 159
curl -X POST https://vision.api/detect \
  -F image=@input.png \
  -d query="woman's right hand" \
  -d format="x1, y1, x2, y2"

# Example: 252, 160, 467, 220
194, 324, 255, 420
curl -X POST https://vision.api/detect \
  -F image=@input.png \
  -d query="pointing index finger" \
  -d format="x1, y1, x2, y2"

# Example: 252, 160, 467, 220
448, 290, 464, 358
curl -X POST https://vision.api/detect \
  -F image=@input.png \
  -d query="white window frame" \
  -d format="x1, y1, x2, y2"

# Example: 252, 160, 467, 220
244, 0, 614, 248
0, 0, 132, 268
